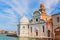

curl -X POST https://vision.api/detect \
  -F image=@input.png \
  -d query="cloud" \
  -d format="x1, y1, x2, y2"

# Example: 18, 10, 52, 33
0, 0, 33, 31
0, 0, 60, 16
0, 9, 18, 31
0, 0, 30, 17
43, 0, 60, 15
0, 0, 40, 17
3, 8, 17, 18
0, 0, 59, 31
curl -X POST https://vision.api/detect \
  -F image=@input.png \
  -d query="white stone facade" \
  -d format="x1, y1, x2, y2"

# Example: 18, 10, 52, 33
18, 11, 48, 38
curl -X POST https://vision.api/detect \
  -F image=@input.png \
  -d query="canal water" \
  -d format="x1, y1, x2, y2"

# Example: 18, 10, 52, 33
0, 34, 51, 40
0, 34, 18, 40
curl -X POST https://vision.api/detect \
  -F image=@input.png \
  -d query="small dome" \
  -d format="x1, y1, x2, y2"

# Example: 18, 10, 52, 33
33, 11, 41, 16
20, 16, 29, 24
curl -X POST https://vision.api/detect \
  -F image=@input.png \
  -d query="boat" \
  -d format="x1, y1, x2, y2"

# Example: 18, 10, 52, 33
6, 31, 18, 37
6, 33, 17, 37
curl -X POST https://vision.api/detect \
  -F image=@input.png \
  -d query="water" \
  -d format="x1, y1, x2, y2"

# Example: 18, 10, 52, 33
0, 34, 18, 40
0, 34, 52, 40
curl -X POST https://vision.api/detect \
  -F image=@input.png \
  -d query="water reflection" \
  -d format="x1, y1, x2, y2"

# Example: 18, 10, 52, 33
0, 34, 53, 40
18, 37, 52, 40
19, 38, 40, 40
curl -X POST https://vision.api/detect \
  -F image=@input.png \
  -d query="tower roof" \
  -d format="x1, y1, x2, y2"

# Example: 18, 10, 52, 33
40, 3, 44, 9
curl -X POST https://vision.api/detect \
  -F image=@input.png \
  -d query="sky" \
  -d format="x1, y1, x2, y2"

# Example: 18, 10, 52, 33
0, 0, 60, 31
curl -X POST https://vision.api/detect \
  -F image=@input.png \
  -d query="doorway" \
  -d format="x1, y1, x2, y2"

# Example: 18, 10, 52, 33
54, 27, 60, 40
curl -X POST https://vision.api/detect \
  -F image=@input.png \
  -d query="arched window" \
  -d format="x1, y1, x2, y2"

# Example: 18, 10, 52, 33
48, 30, 50, 37
31, 27, 32, 33
36, 30, 38, 36
43, 25, 44, 32
36, 18, 38, 22
23, 26, 25, 29
28, 25, 29, 29
57, 17, 59, 22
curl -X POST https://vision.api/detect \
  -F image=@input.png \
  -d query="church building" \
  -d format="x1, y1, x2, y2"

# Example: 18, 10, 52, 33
18, 3, 53, 39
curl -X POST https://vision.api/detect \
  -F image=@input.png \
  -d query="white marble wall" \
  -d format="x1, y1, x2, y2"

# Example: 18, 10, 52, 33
19, 10, 48, 38
29, 23, 47, 38
20, 24, 29, 37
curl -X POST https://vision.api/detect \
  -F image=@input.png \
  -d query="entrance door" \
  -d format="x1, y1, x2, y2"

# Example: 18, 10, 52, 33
36, 30, 38, 36
54, 27, 60, 40
36, 31, 38, 36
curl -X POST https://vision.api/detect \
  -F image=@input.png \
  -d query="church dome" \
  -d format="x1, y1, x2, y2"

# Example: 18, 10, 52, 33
20, 16, 29, 24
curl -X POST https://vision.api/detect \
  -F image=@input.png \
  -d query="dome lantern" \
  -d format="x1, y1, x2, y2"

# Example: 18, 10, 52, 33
40, 3, 44, 9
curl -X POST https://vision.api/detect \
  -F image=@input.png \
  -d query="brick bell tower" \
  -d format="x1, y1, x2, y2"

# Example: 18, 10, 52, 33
39, 3, 47, 21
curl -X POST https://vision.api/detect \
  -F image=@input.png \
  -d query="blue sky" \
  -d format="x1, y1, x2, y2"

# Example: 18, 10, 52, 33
0, 0, 60, 31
